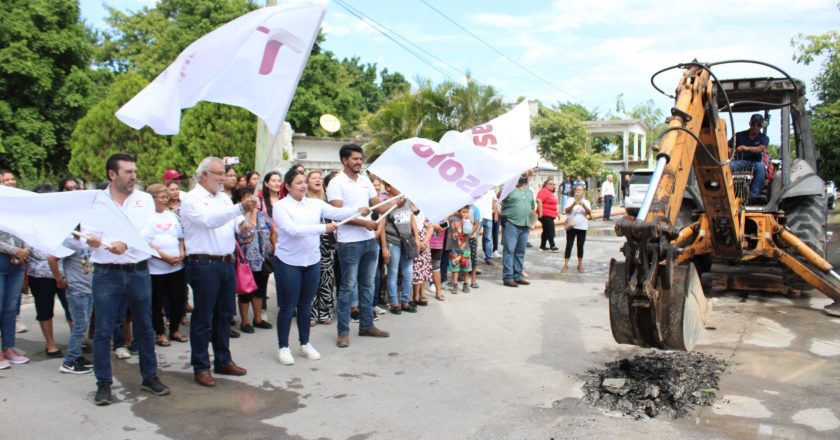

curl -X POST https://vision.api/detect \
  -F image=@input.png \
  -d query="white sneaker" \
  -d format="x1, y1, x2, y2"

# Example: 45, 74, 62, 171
374, 306, 387, 315
299, 343, 321, 360
278, 347, 295, 365
114, 347, 131, 359
493, 250, 502, 258
15, 316, 27, 333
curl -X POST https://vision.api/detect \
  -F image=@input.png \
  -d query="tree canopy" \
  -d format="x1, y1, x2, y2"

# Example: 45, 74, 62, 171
66, 0, 409, 183
793, 29, 840, 183
364, 78, 505, 157
533, 106, 602, 178
0, 0, 105, 185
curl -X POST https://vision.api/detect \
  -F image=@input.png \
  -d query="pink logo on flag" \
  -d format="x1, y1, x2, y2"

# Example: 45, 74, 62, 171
256, 25, 306, 76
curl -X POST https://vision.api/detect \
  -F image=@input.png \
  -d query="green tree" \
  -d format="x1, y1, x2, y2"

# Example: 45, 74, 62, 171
364, 78, 504, 157
0, 0, 105, 185
98, 0, 258, 78
164, 103, 257, 181
793, 30, 840, 183
533, 106, 602, 178
68, 72, 170, 184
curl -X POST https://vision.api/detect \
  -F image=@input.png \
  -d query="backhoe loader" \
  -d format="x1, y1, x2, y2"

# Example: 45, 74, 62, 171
606, 60, 840, 351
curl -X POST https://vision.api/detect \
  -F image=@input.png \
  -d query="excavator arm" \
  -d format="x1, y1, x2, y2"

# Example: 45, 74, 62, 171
607, 63, 840, 351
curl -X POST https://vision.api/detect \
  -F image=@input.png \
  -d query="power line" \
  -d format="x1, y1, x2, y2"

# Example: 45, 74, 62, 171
333, 0, 465, 80
333, 0, 460, 82
418, 0, 582, 102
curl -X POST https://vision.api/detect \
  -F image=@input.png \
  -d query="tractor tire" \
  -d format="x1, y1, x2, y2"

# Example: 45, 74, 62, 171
781, 194, 827, 288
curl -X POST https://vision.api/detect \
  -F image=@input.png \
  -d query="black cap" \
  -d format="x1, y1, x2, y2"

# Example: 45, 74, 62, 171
749, 114, 764, 125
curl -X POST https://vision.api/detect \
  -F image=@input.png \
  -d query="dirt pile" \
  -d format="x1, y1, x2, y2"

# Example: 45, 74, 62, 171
582, 351, 725, 419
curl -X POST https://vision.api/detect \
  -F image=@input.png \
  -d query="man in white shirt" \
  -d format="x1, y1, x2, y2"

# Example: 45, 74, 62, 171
180, 157, 256, 388
327, 144, 399, 348
84, 153, 169, 406
600, 175, 616, 221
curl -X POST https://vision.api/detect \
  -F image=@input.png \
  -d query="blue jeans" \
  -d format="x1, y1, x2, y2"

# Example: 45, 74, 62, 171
731, 160, 766, 196
502, 221, 530, 282
480, 219, 493, 262
603, 195, 613, 220
336, 238, 380, 335
186, 259, 236, 373
274, 258, 320, 348
92, 264, 157, 384
0, 255, 24, 349
64, 289, 92, 364
111, 298, 129, 349
385, 242, 413, 305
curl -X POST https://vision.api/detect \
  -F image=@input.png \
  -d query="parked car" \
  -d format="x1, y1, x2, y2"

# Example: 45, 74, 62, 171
624, 169, 654, 216
827, 180, 836, 210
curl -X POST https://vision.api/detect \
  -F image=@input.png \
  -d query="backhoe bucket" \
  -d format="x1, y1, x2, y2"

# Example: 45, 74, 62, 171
608, 260, 709, 351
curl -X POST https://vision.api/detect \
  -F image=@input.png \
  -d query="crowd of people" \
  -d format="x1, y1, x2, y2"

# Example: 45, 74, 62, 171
0, 144, 535, 406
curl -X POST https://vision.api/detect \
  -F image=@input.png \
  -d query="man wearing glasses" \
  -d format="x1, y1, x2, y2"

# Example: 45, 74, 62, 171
180, 157, 256, 387
731, 114, 770, 201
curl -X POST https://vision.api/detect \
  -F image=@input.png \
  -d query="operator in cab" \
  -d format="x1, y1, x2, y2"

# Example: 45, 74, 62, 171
730, 114, 770, 202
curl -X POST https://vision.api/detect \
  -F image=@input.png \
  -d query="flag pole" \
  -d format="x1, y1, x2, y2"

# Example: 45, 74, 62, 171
334, 194, 405, 227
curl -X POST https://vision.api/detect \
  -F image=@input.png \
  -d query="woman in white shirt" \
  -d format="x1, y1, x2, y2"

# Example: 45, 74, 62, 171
562, 185, 591, 273
141, 184, 187, 346
272, 169, 368, 365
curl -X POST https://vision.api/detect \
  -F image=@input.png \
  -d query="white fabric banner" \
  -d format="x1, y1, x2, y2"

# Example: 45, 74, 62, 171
454, 100, 538, 201
115, 2, 326, 135
0, 186, 157, 258
368, 131, 537, 224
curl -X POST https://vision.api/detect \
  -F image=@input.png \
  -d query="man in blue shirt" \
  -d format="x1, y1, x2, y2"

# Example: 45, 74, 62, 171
731, 114, 770, 199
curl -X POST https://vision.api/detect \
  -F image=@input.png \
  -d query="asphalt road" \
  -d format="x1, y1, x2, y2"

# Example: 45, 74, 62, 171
4, 217, 840, 439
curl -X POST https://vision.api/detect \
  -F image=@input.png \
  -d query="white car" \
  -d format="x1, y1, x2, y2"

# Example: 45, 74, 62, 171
624, 169, 654, 216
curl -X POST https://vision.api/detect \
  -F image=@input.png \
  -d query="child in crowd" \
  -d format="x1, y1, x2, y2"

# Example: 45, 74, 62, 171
446, 206, 473, 294
468, 204, 481, 289
48, 227, 93, 374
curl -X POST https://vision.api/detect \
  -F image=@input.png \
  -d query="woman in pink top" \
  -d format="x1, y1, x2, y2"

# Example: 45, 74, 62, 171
536, 178, 559, 252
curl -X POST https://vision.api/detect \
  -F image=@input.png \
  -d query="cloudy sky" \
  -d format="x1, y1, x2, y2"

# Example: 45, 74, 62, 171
81, 0, 838, 137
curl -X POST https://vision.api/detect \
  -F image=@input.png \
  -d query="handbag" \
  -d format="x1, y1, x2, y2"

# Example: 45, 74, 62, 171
234, 243, 258, 295
391, 212, 419, 259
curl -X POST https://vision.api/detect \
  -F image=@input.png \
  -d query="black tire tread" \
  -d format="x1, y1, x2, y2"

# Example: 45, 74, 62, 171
782, 194, 827, 288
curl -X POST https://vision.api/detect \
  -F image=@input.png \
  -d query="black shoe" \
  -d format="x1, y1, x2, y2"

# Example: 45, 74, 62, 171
60, 360, 92, 375
252, 320, 273, 330
402, 302, 418, 313
46, 348, 63, 358
141, 376, 170, 396
389, 305, 402, 315
230, 329, 241, 338
515, 279, 531, 285
77, 356, 93, 368
350, 310, 360, 323
94, 383, 112, 406
549, 247, 560, 253
240, 323, 255, 334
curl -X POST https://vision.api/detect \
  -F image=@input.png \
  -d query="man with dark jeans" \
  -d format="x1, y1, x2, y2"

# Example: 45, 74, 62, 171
327, 144, 399, 347
600, 175, 615, 221
501, 172, 535, 287
84, 153, 169, 405
475, 189, 497, 264
181, 157, 256, 387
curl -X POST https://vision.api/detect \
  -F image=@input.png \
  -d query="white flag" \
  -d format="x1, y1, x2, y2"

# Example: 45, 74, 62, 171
458, 100, 539, 201
368, 132, 536, 224
115, 2, 326, 135
0, 187, 156, 258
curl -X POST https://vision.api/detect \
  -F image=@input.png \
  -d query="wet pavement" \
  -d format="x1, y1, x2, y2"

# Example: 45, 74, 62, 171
4, 216, 840, 439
